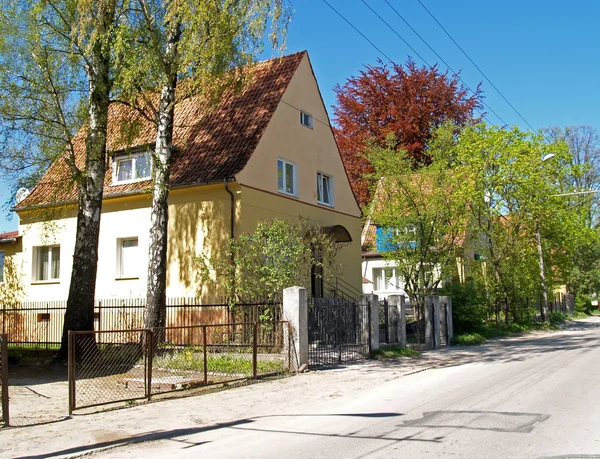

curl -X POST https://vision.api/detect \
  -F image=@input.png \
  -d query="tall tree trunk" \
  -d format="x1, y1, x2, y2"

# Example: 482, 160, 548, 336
58, 26, 113, 360
144, 19, 182, 329
535, 222, 549, 322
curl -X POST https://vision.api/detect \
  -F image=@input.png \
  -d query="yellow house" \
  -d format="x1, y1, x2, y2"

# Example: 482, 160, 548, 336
6, 51, 362, 302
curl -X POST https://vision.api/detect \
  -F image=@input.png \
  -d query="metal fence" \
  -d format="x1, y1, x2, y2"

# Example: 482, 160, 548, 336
68, 321, 290, 413
307, 296, 370, 366
0, 334, 8, 426
1, 298, 282, 348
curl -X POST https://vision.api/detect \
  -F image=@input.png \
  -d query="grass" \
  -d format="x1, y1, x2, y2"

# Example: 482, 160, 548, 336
153, 350, 286, 375
371, 345, 420, 360
452, 333, 486, 346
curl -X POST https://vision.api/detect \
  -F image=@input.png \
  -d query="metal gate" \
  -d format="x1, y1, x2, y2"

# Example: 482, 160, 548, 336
307, 296, 370, 366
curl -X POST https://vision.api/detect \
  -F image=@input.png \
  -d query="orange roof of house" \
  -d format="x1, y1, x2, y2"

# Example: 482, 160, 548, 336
16, 51, 306, 210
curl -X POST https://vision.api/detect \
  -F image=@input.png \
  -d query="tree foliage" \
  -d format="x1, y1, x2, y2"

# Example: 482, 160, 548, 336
333, 60, 483, 206
197, 219, 345, 301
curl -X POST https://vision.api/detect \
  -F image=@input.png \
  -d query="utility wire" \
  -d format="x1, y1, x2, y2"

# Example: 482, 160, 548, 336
378, 0, 508, 127
320, 0, 394, 64
417, 0, 537, 132
322, 0, 494, 125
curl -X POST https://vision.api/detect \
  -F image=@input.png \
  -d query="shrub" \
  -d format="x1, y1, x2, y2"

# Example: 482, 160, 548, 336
439, 279, 487, 333
575, 294, 593, 315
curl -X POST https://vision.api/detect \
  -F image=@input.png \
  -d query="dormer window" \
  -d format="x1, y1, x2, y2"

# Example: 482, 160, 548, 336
300, 111, 313, 129
112, 151, 152, 185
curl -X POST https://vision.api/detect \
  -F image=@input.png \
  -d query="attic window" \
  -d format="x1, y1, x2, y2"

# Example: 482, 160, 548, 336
300, 111, 313, 129
112, 152, 152, 185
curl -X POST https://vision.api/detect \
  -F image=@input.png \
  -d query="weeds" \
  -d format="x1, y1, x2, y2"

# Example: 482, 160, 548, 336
371, 345, 420, 360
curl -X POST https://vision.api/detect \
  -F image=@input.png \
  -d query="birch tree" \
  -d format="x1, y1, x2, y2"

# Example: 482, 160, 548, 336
0, 0, 132, 359
117, 0, 291, 329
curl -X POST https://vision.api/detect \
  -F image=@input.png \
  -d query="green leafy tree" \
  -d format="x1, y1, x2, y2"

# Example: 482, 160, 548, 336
366, 132, 469, 337
114, 0, 291, 328
197, 218, 345, 302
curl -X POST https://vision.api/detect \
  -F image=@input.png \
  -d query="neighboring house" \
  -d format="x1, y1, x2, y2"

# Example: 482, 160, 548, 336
5, 51, 362, 302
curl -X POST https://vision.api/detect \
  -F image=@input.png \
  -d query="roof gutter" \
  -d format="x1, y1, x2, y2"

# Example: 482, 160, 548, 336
14, 177, 237, 212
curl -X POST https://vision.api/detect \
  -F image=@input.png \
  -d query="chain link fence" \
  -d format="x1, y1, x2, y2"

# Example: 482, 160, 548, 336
0, 334, 8, 426
69, 322, 290, 413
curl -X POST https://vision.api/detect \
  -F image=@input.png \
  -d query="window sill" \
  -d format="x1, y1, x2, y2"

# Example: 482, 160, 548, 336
31, 280, 60, 285
116, 277, 140, 281
278, 190, 299, 198
110, 178, 151, 187
317, 200, 334, 208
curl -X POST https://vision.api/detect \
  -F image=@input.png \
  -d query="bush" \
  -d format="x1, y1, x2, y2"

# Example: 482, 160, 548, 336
575, 294, 593, 315
439, 279, 487, 333
452, 333, 486, 346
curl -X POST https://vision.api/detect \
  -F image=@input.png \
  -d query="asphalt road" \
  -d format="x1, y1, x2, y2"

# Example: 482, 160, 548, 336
88, 318, 600, 459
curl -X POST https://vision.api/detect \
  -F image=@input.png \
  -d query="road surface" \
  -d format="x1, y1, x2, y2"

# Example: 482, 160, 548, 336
4, 317, 600, 458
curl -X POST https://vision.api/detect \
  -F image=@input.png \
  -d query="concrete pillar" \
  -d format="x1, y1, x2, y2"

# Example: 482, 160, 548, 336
361, 294, 379, 352
388, 295, 406, 347
439, 296, 453, 344
283, 287, 308, 370
424, 295, 441, 350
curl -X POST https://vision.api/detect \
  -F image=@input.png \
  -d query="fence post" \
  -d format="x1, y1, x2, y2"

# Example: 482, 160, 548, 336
283, 287, 308, 370
361, 294, 379, 352
388, 295, 406, 347
146, 329, 154, 401
1, 334, 8, 426
252, 323, 258, 378
68, 331, 75, 416
425, 295, 441, 350
439, 296, 453, 344
203, 326, 208, 386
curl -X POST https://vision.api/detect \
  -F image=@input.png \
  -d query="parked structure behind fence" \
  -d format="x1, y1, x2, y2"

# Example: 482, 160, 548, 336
0, 334, 8, 426
68, 321, 290, 413
1, 298, 282, 348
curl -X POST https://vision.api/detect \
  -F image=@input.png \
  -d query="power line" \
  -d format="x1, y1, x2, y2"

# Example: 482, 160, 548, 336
378, 0, 508, 127
320, 0, 394, 64
417, 0, 537, 132
321, 0, 494, 125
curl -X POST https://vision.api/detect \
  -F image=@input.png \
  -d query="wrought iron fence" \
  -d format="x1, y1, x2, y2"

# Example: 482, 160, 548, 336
0, 334, 8, 426
68, 321, 290, 413
307, 296, 370, 366
1, 298, 282, 348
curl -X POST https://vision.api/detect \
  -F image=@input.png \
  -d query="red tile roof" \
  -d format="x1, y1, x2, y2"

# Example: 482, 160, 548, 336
0, 231, 18, 241
16, 52, 306, 209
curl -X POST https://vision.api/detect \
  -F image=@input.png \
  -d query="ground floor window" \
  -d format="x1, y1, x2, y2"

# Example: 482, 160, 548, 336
373, 267, 403, 292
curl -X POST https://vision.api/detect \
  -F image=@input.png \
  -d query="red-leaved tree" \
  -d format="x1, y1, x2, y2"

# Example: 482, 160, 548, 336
333, 60, 483, 206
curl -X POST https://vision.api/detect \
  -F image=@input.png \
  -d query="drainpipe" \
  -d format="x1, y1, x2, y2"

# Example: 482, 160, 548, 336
224, 179, 236, 299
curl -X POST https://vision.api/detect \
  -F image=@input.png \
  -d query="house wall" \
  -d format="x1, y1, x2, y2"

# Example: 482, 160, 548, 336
236, 54, 361, 219
238, 185, 362, 294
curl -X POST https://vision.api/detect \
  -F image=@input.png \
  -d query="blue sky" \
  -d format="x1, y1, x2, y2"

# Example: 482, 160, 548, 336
1, 0, 598, 233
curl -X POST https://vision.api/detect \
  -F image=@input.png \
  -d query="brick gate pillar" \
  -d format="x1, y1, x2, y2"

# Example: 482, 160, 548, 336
388, 295, 406, 347
439, 296, 453, 344
360, 294, 379, 352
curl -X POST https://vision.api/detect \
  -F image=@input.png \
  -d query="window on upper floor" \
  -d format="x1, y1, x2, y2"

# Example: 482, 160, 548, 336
33, 246, 60, 282
117, 237, 139, 279
112, 151, 152, 185
300, 111, 313, 129
0, 251, 4, 283
373, 267, 403, 292
277, 158, 297, 196
317, 172, 333, 206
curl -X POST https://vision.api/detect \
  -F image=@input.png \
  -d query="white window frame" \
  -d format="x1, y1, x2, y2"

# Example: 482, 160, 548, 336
277, 158, 298, 197
112, 151, 152, 185
0, 251, 4, 283
117, 237, 139, 279
373, 266, 403, 293
300, 111, 314, 129
317, 172, 334, 207
32, 245, 60, 282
